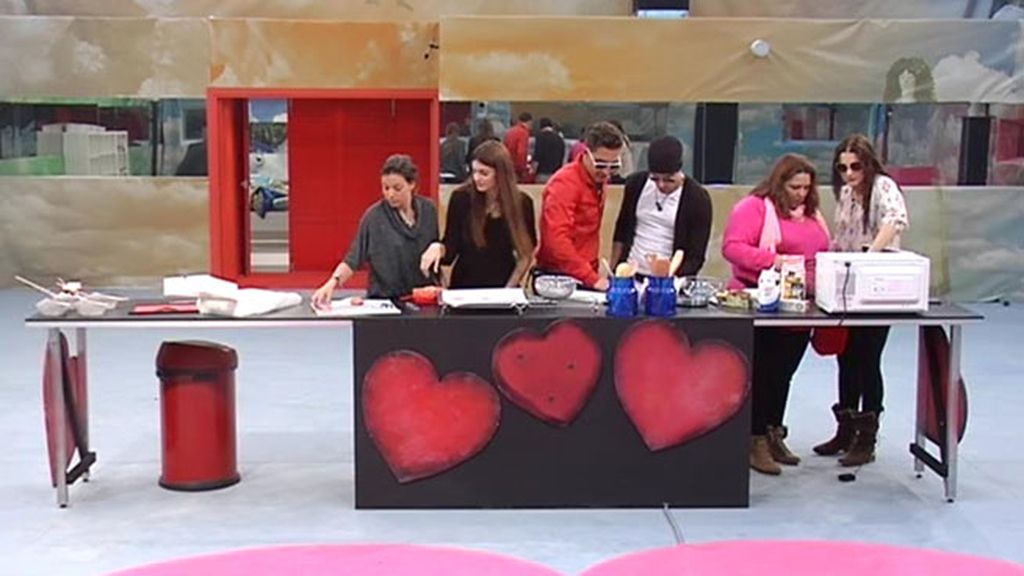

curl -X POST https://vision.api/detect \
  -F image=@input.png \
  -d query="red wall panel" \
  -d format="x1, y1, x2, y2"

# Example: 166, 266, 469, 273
288, 98, 433, 273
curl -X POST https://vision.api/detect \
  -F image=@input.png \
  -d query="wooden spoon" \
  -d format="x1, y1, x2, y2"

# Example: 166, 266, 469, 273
668, 249, 685, 277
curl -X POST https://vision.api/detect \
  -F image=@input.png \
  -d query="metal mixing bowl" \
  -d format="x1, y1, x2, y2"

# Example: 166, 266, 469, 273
677, 276, 724, 307
534, 275, 578, 300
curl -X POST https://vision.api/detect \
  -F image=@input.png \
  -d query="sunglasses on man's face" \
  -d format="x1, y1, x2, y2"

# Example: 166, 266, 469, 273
836, 161, 863, 173
587, 149, 622, 172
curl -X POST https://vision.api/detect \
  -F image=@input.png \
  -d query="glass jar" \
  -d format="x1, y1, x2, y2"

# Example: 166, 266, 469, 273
607, 277, 639, 317
644, 276, 677, 317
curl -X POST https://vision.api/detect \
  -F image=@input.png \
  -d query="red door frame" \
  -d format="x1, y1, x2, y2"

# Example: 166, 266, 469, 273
206, 87, 440, 288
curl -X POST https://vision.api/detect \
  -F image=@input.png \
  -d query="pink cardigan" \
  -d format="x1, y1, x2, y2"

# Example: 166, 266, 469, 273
722, 195, 830, 293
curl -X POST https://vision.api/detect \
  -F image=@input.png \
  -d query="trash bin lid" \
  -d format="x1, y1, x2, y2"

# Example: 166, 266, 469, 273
157, 340, 238, 372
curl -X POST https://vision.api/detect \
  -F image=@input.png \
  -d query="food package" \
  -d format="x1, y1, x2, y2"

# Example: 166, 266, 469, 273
716, 289, 752, 310
780, 255, 807, 301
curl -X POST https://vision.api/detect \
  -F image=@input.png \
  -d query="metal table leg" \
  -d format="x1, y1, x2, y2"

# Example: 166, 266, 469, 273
75, 328, 90, 482
47, 328, 69, 508
944, 324, 962, 502
913, 326, 926, 477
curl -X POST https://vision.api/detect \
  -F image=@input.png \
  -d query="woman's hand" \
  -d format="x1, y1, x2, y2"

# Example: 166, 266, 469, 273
311, 278, 338, 310
420, 242, 444, 278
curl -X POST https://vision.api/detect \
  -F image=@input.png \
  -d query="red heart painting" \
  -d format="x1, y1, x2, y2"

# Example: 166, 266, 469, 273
492, 320, 602, 426
362, 351, 500, 483
615, 320, 750, 451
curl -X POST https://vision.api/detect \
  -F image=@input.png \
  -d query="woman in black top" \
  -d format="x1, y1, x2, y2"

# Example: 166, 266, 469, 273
422, 140, 536, 287
611, 136, 712, 277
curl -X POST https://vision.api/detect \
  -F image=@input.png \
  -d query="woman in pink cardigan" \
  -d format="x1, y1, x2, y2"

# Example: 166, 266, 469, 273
722, 154, 830, 475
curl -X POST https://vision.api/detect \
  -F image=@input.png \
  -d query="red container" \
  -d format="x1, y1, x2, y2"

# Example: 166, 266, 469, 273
156, 341, 240, 491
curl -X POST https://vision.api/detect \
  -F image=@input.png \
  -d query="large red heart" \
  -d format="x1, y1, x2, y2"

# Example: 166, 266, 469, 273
614, 320, 750, 451
362, 351, 500, 483
492, 320, 602, 426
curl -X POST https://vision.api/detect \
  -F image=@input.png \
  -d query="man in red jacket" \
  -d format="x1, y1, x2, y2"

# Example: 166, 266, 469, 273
503, 112, 533, 183
536, 121, 624, 291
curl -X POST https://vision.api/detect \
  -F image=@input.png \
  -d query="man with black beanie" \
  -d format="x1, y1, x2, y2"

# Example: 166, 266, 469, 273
611, 135, 713, 277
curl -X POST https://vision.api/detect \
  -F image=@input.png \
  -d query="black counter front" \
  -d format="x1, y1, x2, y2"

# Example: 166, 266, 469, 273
353, 313, 754, 508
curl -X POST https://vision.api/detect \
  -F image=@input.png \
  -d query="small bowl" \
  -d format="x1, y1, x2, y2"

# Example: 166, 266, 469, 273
534, 275, 577, 300
677, 276, 724, 308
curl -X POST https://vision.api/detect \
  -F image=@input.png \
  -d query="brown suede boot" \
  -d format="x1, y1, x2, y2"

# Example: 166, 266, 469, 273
750, 436, 782, 475
766, 425, 801, 465
813, 404, 856, 456
839, 411, 879, 467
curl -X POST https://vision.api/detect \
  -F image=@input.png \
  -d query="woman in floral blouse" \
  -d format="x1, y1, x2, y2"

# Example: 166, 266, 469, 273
813, 133, 909, 468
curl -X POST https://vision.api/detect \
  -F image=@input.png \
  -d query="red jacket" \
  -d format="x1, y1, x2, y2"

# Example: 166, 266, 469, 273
503, 123, 530, 180
536, 159, 604, 287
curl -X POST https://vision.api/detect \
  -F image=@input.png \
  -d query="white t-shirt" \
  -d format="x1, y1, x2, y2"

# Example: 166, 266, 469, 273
627, 177, 681, 275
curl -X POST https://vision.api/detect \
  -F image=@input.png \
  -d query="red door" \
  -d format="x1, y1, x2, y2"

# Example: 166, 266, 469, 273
207, 96, 249, 279
288, 98, 434, 282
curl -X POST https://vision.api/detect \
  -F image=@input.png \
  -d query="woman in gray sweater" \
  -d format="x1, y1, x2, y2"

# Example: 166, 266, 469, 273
311, 154, 439, 305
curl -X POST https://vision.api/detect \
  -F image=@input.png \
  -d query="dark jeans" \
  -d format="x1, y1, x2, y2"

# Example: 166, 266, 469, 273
752, 328, 811, 435
836, 326, 890, 414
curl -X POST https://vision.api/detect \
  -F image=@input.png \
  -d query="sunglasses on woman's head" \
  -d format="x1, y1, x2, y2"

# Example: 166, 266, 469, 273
836, 161, 863, 173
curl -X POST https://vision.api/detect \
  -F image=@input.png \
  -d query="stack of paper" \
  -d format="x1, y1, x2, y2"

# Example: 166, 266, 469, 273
163, 274, 238, 298
163, 274, 302, 318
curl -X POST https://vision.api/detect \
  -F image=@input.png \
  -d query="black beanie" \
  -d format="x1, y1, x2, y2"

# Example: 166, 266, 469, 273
647, 136, 683, 174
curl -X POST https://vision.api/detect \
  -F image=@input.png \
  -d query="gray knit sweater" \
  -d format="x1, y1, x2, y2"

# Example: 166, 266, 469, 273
343, 196, 439, 298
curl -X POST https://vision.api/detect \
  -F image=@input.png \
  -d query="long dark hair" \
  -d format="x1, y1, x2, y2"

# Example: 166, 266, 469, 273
455, 140, 533, 259
882, 57, 936, 103
831, 134, 890, 232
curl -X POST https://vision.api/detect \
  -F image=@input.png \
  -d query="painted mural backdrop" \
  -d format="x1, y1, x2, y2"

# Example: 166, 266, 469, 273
690, 0, 1010, 19
0, 17, 207, 98
0, 0, 631, 18
441, 17, 1024, 104
0, 9, 1022, 300
208, 20, 439, 89
0, 178, 208, 286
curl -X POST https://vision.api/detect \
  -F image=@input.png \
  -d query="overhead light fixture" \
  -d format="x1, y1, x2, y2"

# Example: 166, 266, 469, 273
750, 39, 771, 58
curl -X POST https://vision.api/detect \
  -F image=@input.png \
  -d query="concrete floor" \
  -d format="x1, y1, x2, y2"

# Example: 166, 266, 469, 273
2, 288, 1022, 575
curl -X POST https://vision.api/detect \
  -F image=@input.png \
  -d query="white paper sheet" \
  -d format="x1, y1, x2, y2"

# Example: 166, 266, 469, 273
439, 288, 529, 309
313, 298, 401, 317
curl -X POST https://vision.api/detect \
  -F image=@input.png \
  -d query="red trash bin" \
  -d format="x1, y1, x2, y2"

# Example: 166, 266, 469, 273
156, 340, 240, 491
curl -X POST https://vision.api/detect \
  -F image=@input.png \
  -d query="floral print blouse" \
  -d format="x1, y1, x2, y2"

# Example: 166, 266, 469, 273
832, 174, 909, 252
